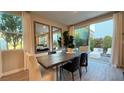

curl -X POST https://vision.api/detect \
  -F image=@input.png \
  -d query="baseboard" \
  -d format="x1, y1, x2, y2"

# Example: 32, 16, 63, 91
2, 68, 24, 77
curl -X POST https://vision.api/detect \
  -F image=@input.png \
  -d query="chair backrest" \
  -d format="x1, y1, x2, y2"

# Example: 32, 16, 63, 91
26, 52, 42, 81
71, 56, 80, 71
80, 53, 88, 66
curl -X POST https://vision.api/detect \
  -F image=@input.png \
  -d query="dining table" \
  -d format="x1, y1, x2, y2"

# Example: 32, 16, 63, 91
36, 50, 87, 80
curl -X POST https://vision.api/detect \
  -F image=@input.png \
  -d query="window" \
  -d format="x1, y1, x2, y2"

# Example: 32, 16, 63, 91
0, 12, 23, 50
34, 21, 50, 53
52, 26, 62, 50
74, 26, 89, 47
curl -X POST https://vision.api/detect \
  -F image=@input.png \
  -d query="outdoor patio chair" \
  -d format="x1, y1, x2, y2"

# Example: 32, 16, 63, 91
89, 48, 103, 59
106, 48, 111, 56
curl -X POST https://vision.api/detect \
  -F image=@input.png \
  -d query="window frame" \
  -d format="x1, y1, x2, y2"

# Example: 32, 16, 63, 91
0, 13, 23, 50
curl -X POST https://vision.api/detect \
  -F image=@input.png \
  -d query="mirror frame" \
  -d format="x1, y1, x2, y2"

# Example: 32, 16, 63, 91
51, 26, 62, 50
34, 21, 50, 53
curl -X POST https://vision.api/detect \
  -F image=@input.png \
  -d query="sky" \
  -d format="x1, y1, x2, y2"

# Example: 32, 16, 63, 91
90, 19, 113, 38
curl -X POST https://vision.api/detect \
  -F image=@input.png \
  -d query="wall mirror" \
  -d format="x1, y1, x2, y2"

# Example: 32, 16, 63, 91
51, 26, 62, 51
34, 21, 50, 53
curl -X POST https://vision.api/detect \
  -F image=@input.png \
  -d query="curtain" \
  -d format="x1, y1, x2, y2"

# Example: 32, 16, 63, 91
112, 12, 123, 67
22, 12, 34, 53
22, 12, 34, 70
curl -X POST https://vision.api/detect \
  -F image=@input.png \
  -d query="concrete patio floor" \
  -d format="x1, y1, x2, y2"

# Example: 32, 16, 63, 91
88, 55, 111, 64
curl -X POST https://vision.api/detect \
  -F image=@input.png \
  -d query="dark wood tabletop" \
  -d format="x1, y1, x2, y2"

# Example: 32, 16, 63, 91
36, 51, 84, 69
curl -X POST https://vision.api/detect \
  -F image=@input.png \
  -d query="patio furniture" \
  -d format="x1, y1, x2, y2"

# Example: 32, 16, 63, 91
89, 48, 103, 59
106, 48, 111, 56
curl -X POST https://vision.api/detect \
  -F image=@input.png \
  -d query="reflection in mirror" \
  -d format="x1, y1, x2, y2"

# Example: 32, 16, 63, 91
34, 21, 50, 53
52, 26, 62, 51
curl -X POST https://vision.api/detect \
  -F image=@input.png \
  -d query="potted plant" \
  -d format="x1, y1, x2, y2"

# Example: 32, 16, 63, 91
63, 31, 75, 53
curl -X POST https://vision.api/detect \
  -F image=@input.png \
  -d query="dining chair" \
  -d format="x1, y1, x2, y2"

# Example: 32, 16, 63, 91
26, 52, 55, 81
80, 53, 88, 72
25, 52, 42, 81
60, 56, 81, 81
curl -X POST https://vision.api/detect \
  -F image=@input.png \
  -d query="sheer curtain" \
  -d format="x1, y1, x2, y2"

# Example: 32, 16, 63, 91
22, 12, 34, 70
22, 12, 34, 53
112, 12, 123, 67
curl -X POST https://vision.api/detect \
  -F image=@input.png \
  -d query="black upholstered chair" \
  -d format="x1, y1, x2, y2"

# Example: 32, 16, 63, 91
80, 53, 88, 72
60, 56, 81, 81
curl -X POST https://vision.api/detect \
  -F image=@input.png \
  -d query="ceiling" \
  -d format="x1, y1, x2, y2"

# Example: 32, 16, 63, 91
31, 11, 110, 25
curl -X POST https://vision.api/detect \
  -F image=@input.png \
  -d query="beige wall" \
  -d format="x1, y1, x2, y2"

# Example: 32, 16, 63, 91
0, 50, 24, 76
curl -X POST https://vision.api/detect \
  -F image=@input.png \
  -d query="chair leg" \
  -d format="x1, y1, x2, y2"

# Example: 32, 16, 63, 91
60, 67, 62, 81
85, 67, 87, 72
79, 68, 82, 80
72, 72, 74, 81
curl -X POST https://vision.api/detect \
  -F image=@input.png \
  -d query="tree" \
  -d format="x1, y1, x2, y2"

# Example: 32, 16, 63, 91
103, 36, 112, 52
94, 38, 103, 48
90, 37, 95, 51
90, 38, 103, 51
0, 13, 22, 49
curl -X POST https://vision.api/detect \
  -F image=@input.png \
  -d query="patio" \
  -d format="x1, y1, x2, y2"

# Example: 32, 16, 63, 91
88, 54, 111, 64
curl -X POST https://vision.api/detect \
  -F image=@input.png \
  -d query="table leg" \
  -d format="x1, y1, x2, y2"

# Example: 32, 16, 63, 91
56, 66, 58, 81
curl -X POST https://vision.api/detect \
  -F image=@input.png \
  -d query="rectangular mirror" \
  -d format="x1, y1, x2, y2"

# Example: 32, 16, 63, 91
51, 26, 62, 51
34, 21, 50, 53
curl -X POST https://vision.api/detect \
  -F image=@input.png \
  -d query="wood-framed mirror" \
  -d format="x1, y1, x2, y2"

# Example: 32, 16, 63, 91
51, 26, 62, 51
34, 21, 50, 53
